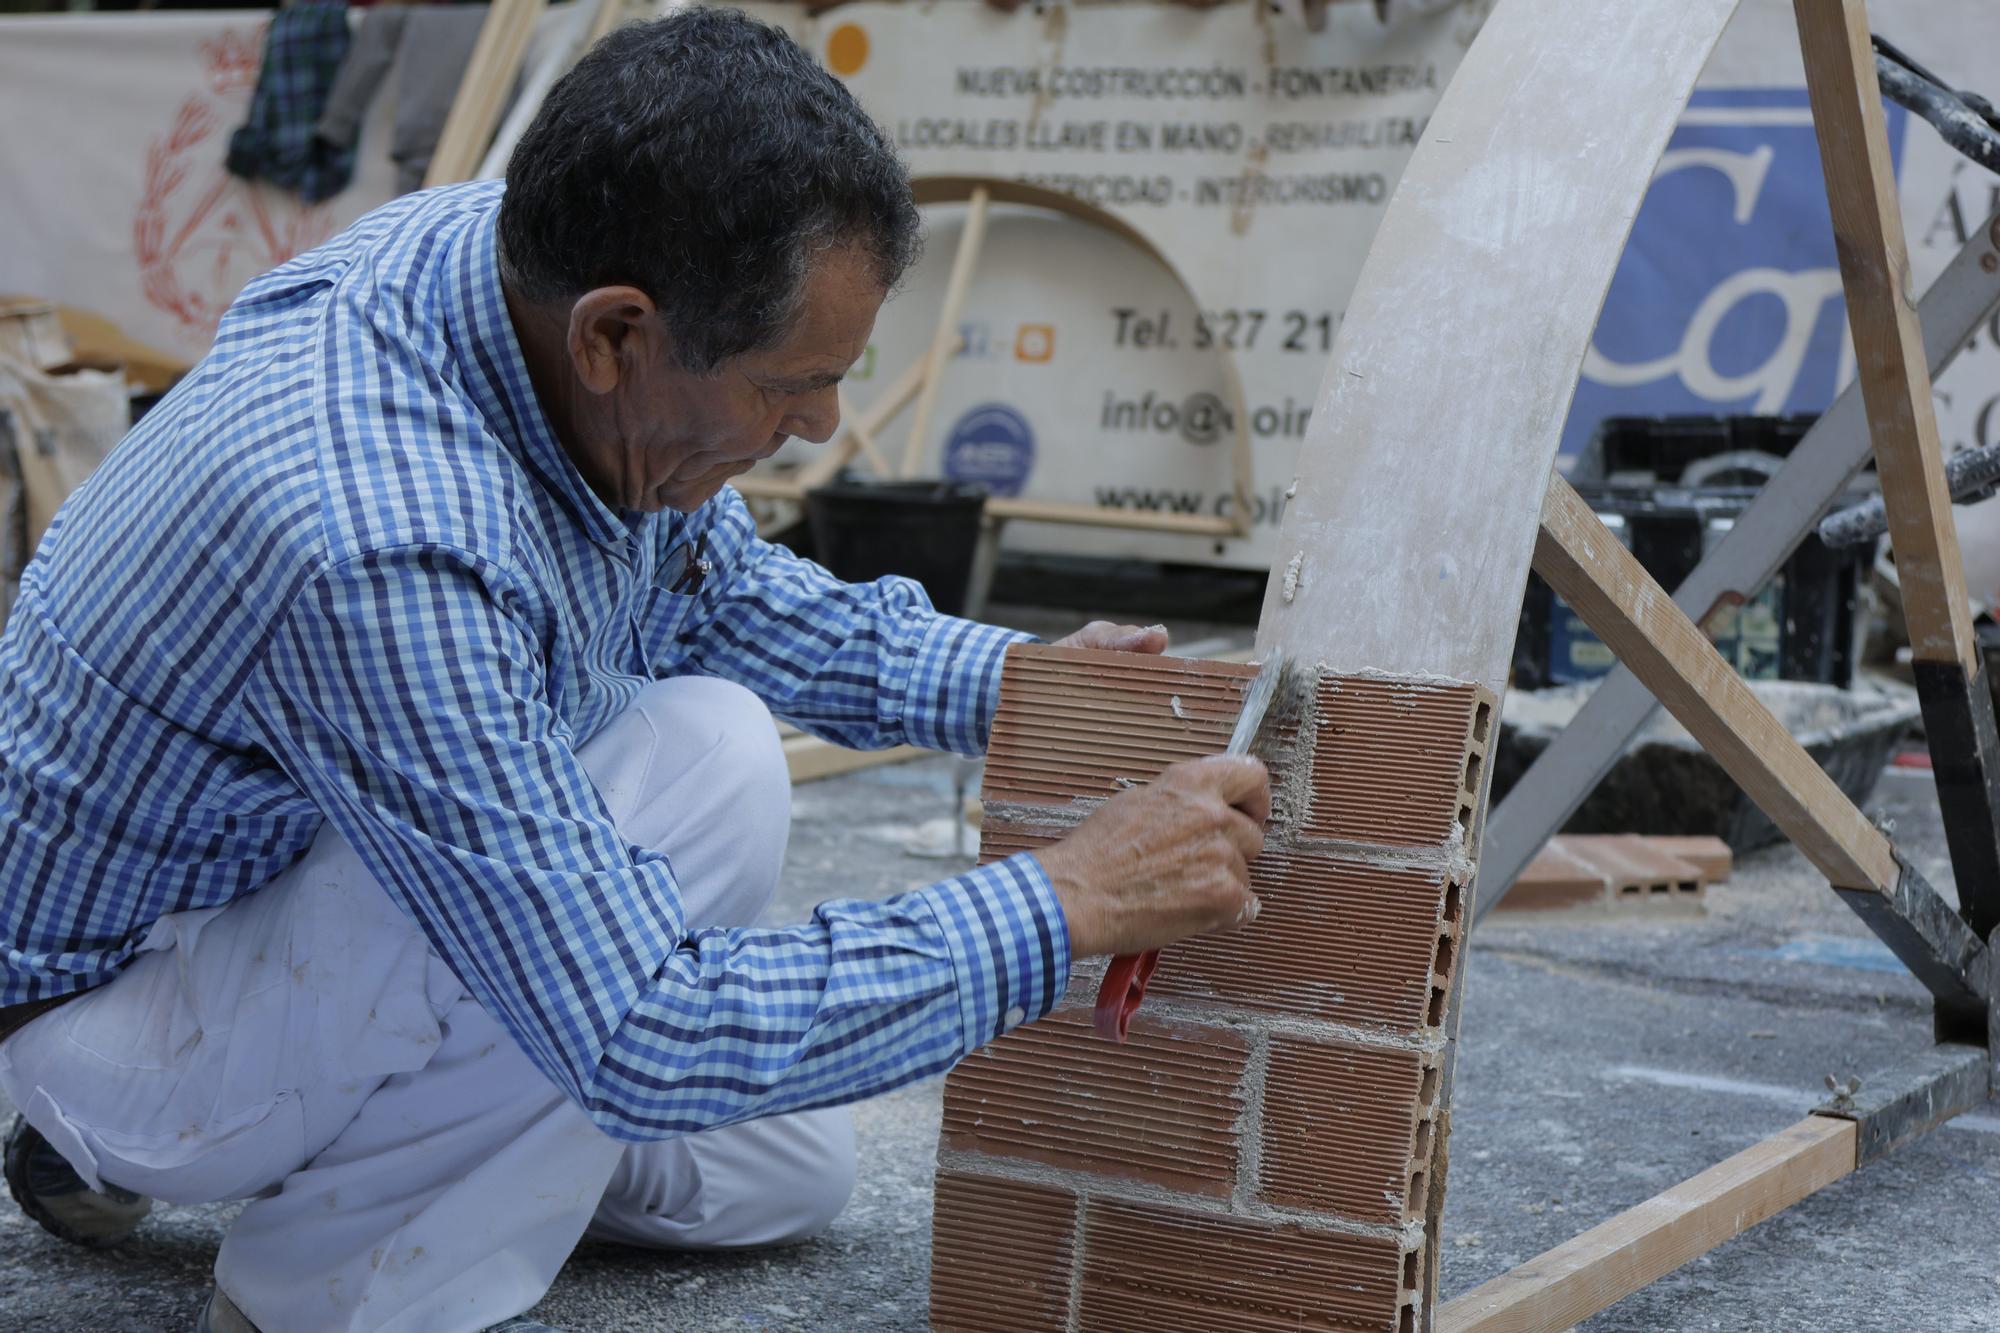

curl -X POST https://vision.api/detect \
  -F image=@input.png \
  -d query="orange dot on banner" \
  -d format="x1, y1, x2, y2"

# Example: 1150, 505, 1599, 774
826, 23, 869, 77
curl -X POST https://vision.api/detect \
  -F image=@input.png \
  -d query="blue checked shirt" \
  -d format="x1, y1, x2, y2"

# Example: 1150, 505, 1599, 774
0, 181, 1070, 1141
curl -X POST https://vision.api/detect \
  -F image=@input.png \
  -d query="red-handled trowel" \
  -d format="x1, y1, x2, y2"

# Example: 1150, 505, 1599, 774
1091, 648, 1292, 1042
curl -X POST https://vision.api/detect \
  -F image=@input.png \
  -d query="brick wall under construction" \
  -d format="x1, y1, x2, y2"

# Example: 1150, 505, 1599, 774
931, 644, 1493, 1332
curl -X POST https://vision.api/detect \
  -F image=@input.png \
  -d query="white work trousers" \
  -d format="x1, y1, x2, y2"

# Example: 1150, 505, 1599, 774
0, 677, 855, 1333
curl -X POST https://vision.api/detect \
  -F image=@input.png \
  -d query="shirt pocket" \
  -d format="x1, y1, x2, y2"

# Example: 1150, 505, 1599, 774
631, 584, 700, 674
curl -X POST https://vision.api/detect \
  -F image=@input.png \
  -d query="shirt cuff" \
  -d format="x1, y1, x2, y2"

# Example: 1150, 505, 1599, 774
914, 852, 1072, 1053
899, 615, 1036, 755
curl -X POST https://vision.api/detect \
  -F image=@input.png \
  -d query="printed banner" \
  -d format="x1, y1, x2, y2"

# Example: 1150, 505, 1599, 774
4, 2, 1998, 577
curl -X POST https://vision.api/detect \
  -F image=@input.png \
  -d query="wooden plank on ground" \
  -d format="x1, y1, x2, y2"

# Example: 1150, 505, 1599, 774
1535, 475, 1898, 895
1435, 1116, 1856, 1333
782, 730, 923, 784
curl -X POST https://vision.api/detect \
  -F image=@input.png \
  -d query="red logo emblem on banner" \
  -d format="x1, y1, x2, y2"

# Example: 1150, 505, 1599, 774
133, 24, 338, 343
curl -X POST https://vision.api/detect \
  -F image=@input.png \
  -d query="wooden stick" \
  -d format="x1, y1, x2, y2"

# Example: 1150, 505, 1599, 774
782, 732, 925, 783
794, 341, 958, 490
1436, 1116, 1855, 1333
984, 496, 1234, 535
1794, 0, 1977, 676
901, 186, 990, 477
476, 0, 625, 179
733, 478, 1238, 538
1535, 475, 1899, 894
426, 0, 547, 188
836, 387, 893, 476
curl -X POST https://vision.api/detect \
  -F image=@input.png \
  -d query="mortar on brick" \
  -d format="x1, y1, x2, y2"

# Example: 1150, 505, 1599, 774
941, 1008, 1250, 1197
1078, 1196, 1410, 1333
1257, 1035, 1430, 1225
930, 1170, 1078, 1333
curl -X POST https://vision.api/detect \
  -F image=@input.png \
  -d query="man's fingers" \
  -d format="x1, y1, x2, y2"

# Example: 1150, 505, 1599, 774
1057, 620, 1169, 654
1176, 754, 1271, 823
1220, 806, 1265, 864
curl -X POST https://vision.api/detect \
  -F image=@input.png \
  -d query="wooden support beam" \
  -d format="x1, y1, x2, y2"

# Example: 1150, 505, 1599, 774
902, 187, 990, 477
1435, 1116, 1856, 1333
1535, 475, 1898, 894
834, 388, 893, 476
1480, 206, 2000, 924
1814, 1042, 1989, 1166
426, 0, 546, 188
1794, 0, 1975, 675
1795, 0, 2000, 942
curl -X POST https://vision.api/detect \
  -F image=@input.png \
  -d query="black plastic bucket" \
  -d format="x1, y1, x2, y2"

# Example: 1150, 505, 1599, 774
804, 477, 988, 616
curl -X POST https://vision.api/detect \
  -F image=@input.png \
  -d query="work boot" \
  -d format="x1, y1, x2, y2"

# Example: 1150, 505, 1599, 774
3, 1114, 151, 1248
197, 1289, 567, 1332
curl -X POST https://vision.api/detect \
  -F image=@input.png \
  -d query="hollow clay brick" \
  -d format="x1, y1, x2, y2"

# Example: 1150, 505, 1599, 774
1299, 674, 1489, 850
1645, 834, 1733, 882
941, 1008, 1249, 1196
1500, 838, 1613, 912
1078, 1197, 1411, 1333
929, 1170, 1077, 1332
980, 822, 1460, 1033
1257, 1035, 1435, 1224
1564, 833, 1705, 899
981, 646, 1262, 807
1153, 850, 1460, 1032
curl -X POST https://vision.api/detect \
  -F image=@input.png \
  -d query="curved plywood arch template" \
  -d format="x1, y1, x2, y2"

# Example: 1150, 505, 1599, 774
929, 6, 1743, 1333
1256, 1, 1741, 694
741, 174, 1258, 539
1251, 1, 1742, 1327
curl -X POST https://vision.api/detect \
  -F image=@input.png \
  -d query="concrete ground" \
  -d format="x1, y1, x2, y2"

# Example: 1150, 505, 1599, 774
1, 611, 1994, 1330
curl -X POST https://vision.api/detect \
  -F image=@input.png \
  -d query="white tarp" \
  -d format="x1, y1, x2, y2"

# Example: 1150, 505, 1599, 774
0, 13, 403, 362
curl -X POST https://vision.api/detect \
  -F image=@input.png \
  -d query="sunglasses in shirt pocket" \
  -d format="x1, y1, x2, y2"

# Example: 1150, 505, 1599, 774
629, 533, 711, 671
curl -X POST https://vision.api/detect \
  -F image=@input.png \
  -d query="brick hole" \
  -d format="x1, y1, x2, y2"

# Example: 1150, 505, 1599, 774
1433, 931, 1455, 977
1649, 882, 1671, 895
1442, 881, 1463, 924
1457, 802, 1473, 829
1412, 1119, 1434, 1164
1400, 1302, 1417, 1333
1426, 983, 1446, 1027
1678, 881, 1699, 894
1407, 1168, 1427, 1204
1403, 1250, 1419, 1289
1619, 884, 1642, 897
1473, 700, 1491, 744
1419, 1065, 1438, 1104
1461, 749, 1483, 797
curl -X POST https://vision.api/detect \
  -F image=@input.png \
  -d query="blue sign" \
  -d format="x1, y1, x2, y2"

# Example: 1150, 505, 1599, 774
943, 402, 1036, 497
1562, 88, 1907, 456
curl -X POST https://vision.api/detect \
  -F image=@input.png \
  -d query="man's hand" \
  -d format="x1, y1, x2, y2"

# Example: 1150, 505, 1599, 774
1033, 755, 1271, 958
1053, 621, 1169, 655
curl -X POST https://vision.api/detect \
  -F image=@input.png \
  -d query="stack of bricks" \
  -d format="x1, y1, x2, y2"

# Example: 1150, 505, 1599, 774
931, 644, 1494, 1332
1498, 833, 1732, 914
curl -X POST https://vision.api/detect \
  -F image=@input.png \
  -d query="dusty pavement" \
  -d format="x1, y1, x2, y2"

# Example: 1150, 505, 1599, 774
0, 615, 1994, 1330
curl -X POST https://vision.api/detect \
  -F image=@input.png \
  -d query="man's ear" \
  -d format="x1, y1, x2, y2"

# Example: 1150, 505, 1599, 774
565, 286, 661, 394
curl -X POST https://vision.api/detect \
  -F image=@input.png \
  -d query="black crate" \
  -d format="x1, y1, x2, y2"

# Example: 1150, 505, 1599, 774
1513, 484, 1873, 689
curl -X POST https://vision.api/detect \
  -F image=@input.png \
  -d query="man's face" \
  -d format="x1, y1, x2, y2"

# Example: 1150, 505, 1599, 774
573, 242, 886, 515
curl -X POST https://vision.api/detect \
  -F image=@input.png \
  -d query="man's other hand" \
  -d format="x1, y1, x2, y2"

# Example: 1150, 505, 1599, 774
1053, 621, 1169, 655
1033, 755, 1270, 958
